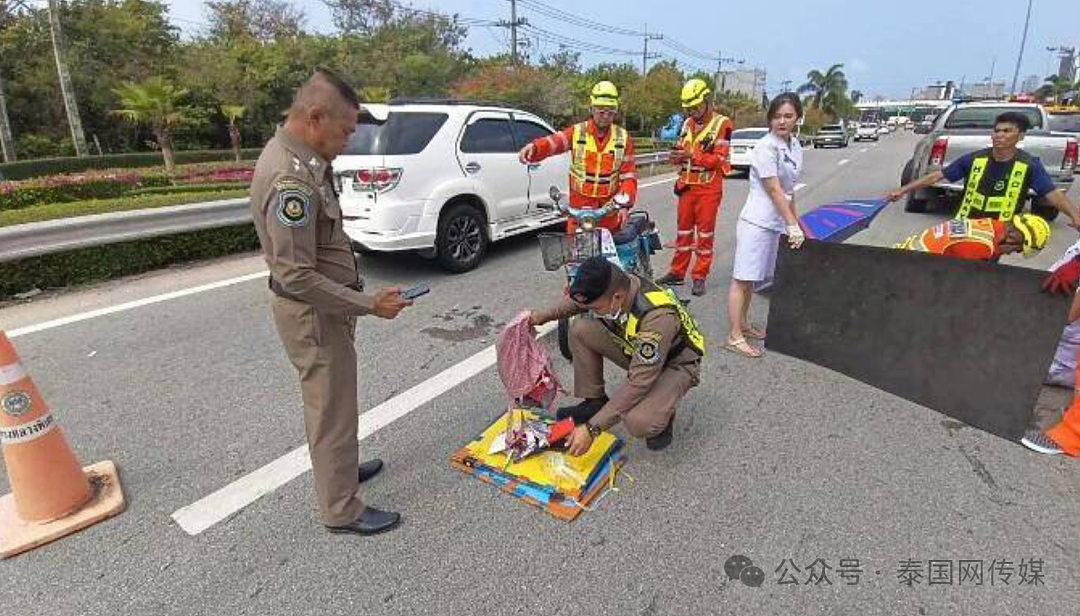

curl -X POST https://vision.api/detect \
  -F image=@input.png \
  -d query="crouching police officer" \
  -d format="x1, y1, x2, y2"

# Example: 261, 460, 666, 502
251, 68, 411, 536
528, 257, 705, 454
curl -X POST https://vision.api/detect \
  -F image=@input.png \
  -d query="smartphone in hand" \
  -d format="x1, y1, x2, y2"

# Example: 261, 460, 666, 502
401, 284, 430, 300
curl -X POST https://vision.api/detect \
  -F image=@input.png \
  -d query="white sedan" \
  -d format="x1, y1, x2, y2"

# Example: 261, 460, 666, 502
728, 128, 770, 175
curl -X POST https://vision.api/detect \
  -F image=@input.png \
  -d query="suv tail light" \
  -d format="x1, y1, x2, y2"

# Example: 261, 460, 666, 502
929, 137, 948, 166
1063, 139, 1078, 172
353, 167, 402, 193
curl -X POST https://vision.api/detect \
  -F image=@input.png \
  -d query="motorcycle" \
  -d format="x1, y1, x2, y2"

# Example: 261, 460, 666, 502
537, 187, 662, 360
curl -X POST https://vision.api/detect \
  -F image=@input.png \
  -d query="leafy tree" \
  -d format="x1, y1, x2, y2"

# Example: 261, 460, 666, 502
113, 77, 197, 172
205, 0, 306, 42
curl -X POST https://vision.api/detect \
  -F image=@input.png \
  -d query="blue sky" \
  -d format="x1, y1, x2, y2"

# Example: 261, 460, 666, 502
165, 0, 1079, 99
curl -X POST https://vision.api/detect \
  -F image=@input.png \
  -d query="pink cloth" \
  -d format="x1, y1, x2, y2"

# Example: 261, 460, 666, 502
496, 311, 563, 411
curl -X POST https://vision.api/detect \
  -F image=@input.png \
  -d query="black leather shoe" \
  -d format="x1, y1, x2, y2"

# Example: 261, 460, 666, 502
556, 397, 608, 424
358, 458, 384, 483
691, 279, 706, 296
656, 273, 684, 286
326, 506, 401, 536
646, 414, 675, 451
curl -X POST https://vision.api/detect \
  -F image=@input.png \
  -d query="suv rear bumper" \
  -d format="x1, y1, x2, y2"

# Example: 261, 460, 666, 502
341, 196, 438, 252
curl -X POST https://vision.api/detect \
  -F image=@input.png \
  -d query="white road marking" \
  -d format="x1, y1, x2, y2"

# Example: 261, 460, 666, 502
639, 176, 676, 188
7, 271, 268, 339
171, 321, 558, 535
794, 183, 807, 192
860, 148, 868, 153
838, 159, 850, 166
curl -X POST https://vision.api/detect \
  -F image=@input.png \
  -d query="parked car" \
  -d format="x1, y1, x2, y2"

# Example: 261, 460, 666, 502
855, 123, 880, 142
877, 125, 891, 136
899, 102, 1078, 217
813, 124, 849, 148
728, 127, 769, 174
332, 99, 568, 273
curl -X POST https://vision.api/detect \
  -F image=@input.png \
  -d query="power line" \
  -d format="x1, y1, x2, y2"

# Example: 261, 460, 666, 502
520, 23, 638, 57
515, 0, 644, 37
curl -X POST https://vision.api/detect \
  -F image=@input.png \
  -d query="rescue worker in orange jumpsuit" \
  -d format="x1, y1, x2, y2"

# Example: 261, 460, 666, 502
894, 213, 1050, 262
656, 78, 733, 296
517, 81, 638, 232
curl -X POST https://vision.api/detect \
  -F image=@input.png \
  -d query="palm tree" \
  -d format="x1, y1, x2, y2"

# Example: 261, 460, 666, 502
798, 64, 849, 119
220, 104, 246, 162
1037, 75, 1074, 104
113, 77, 194, 174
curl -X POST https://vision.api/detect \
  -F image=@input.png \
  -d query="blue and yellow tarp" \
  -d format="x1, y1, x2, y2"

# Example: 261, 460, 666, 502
450, 410, 625, 520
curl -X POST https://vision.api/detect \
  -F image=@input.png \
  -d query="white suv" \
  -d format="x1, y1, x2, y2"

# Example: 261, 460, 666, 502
332, 100, 569, 273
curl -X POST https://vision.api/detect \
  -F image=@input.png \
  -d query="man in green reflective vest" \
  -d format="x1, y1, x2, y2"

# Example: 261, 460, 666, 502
527, 257, 704, 453
887, 112, 1080, 229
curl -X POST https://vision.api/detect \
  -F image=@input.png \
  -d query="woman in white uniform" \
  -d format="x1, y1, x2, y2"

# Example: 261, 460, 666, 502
725, 93, 806, 358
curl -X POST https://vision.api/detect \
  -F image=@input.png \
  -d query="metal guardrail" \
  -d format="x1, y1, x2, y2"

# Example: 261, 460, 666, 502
0, 197, 251, 263
0, 153, 675, 263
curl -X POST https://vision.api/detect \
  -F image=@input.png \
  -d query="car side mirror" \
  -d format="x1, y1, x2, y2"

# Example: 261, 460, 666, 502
549, 186, 562, 204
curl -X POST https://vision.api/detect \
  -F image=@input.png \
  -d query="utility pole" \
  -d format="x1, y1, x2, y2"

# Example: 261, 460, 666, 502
1010, 0, 1033, 95
47, 0, 87, 157
780, 79, 792, 92
0, 73, 14, 162
641, 25, 661, 74
497, 0, 527, 65
711, 50, 741, 102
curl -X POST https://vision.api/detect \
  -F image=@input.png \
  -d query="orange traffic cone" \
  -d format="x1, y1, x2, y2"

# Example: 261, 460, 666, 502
0, 331, 125, 558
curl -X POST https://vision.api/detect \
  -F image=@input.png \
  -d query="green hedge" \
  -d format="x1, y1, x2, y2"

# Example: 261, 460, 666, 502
0, 173, 172, 211
0, 148, 263, 181
130, 182, 248, 197
0, 224, 261, 300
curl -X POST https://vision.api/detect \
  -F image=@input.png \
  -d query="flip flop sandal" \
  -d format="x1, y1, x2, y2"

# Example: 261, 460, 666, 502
723, 337, 762, 358
742, 324, 767, 340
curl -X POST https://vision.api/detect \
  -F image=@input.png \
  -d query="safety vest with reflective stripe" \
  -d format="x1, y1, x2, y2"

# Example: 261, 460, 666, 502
570, 122, 628, 199
604, 279, 706, 359
894, 218, 998, 257
955, 153, 1030, 220
678, 113, 729, 185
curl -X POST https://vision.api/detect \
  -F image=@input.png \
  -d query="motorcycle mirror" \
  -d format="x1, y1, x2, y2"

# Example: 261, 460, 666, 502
613, 192, 630, 207
548, 186, 562, 204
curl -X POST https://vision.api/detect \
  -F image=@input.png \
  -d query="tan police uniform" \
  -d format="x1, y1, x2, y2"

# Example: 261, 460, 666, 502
534, 276, 702, 438
251, 126, 376, 526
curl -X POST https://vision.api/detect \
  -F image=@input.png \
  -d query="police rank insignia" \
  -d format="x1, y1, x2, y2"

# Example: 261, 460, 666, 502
275, 179, 313, 228
635, 332, 662, 365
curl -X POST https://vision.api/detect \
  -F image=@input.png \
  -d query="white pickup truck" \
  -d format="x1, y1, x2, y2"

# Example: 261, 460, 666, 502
900, 102, 1078, 219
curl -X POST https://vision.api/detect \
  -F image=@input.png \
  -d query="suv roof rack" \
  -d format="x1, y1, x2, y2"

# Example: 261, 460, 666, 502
387, 97, 516, 109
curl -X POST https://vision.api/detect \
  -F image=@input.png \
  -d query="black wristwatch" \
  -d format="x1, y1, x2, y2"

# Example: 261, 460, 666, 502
586, 422, 602, 438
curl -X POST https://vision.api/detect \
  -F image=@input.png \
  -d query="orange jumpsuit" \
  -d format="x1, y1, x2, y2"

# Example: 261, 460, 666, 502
669, 111, 732, 281
526, 119, 638, 232
895, 218, 1006, 261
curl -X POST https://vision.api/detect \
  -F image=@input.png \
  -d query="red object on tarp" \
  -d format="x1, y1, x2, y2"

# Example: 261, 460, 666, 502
547, 418, 576, 445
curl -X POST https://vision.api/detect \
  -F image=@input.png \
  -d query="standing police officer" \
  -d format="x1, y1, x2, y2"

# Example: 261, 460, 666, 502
251, 69, 411, 536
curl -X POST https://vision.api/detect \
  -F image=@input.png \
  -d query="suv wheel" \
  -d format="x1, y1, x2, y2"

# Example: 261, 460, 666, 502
436, 203, 487, 273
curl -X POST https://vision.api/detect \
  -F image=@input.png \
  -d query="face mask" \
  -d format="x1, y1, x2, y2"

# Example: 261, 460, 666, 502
597, 296, 625, 322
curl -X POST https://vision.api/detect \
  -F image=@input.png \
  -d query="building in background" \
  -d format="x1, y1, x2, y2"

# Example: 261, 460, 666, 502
919, 81, 956, 101
967, 81, 1007, 99
720, 68, 766, 101
1021, 74, 1041, 95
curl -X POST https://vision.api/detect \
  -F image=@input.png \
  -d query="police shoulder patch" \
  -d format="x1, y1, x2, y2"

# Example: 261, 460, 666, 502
274, 178, 315, 228
635, 331, 663, 365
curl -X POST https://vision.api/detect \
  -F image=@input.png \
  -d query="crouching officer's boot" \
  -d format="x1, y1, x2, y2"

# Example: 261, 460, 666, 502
556, 396, 608, 424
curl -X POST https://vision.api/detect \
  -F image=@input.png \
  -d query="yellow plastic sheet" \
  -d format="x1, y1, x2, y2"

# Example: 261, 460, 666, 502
465, 410, 619, 494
